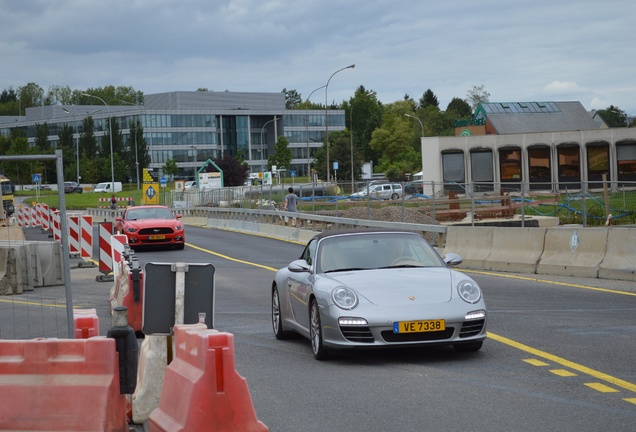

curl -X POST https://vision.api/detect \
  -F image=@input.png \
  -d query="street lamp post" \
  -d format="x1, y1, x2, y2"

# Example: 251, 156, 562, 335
305, 85, 326, 179
325, 64, 355, 183
119, 99, 141, 190
260, 116, 278, 175
81, 93, 114, 193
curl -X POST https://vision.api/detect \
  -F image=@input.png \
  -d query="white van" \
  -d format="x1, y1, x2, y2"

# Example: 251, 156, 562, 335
93, 182, 123, 193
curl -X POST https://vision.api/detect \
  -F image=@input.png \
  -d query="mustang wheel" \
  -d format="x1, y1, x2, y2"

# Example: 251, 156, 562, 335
310, 299, 329, 360
272, 286, 291, 339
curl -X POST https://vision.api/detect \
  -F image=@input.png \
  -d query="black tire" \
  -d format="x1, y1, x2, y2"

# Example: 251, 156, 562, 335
391, 193, 399, 200
272, 286, 291, 339
453, 341, 483, 352
309, 299, 329, 360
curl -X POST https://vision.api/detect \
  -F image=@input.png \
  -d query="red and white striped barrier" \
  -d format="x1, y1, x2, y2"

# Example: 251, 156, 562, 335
111, 234, 128, 276
81, 215, 93, 258
52, 210, 61, 241
98, 222, 114, 275
97, 197, 134, 208
68, 215, 81, 255
40, 204, 50, 232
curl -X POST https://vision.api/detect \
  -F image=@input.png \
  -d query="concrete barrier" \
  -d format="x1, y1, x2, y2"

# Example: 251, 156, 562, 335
598, 228, 636, 281
536, 227, 608, 278
485, 228, 547, 273
0, 225, 25, 241
444, 226, 494, 269
0, 248, 18, 295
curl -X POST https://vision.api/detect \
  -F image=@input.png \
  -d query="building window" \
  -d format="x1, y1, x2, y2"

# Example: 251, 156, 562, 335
499, 147, 522, 182
470, 149, 494, 192
557, 144, 580, 189
586, 143, 610, 188
617, 141, 636, 183
528, 145, 551, 190
442, 151, 465, 191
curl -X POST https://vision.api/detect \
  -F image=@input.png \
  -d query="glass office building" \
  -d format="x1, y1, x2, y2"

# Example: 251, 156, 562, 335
0, 91, 346, 180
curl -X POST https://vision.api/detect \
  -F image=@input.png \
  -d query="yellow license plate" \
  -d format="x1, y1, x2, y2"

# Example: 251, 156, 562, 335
148, 235, 165, 240
393, 319, 445, 333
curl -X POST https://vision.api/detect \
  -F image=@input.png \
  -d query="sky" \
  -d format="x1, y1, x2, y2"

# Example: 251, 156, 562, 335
1, 0, 635, 115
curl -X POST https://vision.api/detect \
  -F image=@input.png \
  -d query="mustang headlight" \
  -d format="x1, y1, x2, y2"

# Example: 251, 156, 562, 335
457, 280, 481, 304
125, 227, 138, 233
331, 287, 358, 310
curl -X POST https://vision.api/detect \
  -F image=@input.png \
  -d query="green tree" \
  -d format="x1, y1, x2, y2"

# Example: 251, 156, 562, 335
18, 83, 45, 110
418, 89, 439, 110
342, 85, 384, 168
282, 88, 302, 110
446, 97, 472, 118
80, 116, 98, 159
596, 105, 629, 127
57, 124, 76, 180
162, 159, 179, 179
267, 135, 292, 172
126, 120, 150, 183
213, 154, 249, 187
5, 136, 31, 185
317, 129, 363, 183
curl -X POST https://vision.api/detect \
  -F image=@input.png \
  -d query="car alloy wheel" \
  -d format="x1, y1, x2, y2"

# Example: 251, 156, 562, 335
272, 286, 290, 340
310, 299, 329, 360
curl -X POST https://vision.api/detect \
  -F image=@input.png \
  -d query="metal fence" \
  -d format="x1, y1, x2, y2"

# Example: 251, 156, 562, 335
164, 180, 636, 227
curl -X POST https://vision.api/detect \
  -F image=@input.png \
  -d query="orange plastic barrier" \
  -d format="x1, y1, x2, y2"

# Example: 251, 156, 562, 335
0, 337, 128, 431
74, 308, 100, 339
147, 325, 268, 432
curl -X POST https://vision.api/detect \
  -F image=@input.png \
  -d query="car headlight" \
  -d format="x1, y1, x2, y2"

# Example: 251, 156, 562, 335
331, 287, 358, 310
125, 227, 138, 233
175, 224, 183, 230
457, 280, 481, 304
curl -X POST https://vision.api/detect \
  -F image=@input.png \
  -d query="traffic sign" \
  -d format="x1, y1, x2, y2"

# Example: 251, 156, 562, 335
160, 177, 167, 188
32, 173, 42, 183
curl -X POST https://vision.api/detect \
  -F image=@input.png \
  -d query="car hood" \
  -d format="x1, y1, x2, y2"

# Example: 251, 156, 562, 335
124, 218, 181, 228
324, 267, 454, 305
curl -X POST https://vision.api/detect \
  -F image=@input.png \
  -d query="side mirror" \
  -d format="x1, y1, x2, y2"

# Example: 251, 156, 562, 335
288, 259, 311, 273
444, 252, 463, 267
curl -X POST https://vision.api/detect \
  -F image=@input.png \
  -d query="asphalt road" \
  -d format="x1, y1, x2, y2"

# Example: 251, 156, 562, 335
6, 224, 636, 431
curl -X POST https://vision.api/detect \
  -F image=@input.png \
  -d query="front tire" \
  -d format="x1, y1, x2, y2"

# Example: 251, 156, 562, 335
272, 286, 291, 340
391, 193, 399, 200
310, 299, 329, 360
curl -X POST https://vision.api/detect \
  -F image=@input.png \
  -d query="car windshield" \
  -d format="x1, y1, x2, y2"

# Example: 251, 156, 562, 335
318, 232, 444, 273
125, 207, 174, 220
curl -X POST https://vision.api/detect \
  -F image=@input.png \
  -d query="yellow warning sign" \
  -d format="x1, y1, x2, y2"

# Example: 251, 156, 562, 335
142, 183, 159, 205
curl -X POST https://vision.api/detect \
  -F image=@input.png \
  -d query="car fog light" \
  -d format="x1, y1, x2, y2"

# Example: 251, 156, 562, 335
338, 317, 368, 326
465, 310, 486, 320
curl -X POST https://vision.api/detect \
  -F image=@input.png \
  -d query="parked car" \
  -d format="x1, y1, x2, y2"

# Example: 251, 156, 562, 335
63, 181, 83, 194
93, 182, 123, 193
351, 183, 402, 200
114, 205, 185, 250
271, 229, 487, 360
184, 181, 196, 189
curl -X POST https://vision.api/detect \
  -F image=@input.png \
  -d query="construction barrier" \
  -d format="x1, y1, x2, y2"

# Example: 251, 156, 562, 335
98, 222, 114, 277
68, 215, 81, 255
109, 252, 144, 333
0, 337, 128, 431
598, 228, 636, 281
485, 227, 547, 273
81, 215, 93, 258
147, 325, 268, 432
444, 226, 494, 269
98, 197, 134, 209
74, 308, 100, 339
536, 228, 608, 278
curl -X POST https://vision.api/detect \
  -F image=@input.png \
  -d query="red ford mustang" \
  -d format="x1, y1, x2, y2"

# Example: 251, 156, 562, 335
114, 205, 185, 250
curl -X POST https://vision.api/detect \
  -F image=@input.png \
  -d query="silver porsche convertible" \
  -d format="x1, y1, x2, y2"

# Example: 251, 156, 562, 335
271, 229, 487, 360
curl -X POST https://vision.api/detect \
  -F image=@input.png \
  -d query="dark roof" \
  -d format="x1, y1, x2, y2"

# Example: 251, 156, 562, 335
476, 101, 599, 134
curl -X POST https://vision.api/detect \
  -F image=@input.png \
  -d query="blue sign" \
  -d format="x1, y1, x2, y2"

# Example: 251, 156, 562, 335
146, 186, 156, 199
289, 170, 296, 177
32, 173, 41, 183
160, 177, 167, 188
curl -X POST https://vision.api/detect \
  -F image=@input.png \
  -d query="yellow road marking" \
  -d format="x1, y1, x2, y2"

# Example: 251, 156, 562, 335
624, 398, 636, 405
550, 369, 577, 377
489, 332, 636, 393
585, 382, 619, 393
187, 243, 278, 272
463, 269, 636, 297
523, 358, 549, 367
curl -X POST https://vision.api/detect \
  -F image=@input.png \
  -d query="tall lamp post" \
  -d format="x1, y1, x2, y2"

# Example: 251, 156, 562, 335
62, 108, 100, 184
325, 64, 355, 183
81, 93, 114, 193
305, 85, 326, 179
260, 116, 278, 175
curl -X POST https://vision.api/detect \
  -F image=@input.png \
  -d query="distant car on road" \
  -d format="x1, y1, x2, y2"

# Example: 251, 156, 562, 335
114, 205, 185, 250
185, 181, 196, 189
63, 181, 83, 193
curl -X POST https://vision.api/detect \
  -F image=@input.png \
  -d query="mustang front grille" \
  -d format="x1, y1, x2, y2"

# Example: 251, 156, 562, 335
139, 227, 174, 235
459, 319, 485, 338
381, 328, 454, 343
340, 326, 374, 343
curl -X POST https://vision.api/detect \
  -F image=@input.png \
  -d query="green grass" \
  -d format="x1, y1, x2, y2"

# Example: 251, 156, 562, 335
16, 187, 147, 210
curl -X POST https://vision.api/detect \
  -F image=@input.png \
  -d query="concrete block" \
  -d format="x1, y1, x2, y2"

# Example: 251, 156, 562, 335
598, 227, 636, 281
486, 228, 546, 273
444, 226, 494, 269
537, 227, 608, 278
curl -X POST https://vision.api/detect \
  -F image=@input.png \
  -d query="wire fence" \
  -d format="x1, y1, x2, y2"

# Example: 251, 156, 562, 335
166, 179, 636, 227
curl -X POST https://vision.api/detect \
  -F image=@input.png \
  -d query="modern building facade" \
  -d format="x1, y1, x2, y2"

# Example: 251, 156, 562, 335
0, 91, 346, 181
